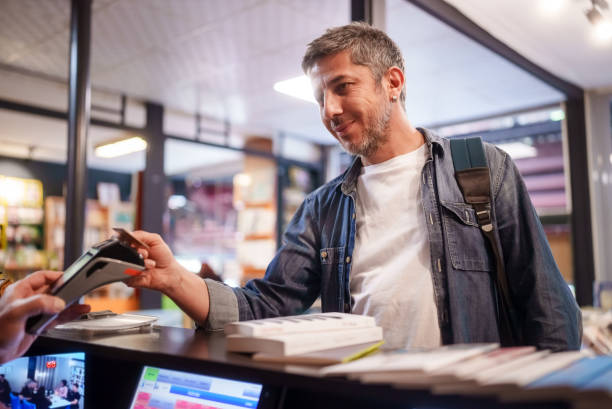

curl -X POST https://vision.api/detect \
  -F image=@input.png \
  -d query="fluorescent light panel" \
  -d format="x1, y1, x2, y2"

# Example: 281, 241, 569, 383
273, 76, 317, 104
95, 136, 147, 158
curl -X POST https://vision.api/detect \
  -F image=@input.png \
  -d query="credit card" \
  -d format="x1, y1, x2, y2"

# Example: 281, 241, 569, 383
112, 227, 150, 250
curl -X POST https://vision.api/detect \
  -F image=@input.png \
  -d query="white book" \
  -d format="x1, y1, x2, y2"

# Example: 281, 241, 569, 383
432, 348, 545, 395
481, 351, 588, 388
224, 312, 376, 337
376, 346, 536, 388
226, 325, 383, 356
321, 344, 497, 378
460, 351, 589, 396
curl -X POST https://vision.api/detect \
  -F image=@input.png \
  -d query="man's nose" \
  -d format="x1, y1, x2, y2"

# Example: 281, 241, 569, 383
322, 92, 342, 120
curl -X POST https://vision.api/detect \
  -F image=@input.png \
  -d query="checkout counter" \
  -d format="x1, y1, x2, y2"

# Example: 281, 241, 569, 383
27, 326, 572, 409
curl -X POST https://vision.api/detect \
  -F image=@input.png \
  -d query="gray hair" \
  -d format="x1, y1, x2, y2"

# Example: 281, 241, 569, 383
302, 22, 406, 105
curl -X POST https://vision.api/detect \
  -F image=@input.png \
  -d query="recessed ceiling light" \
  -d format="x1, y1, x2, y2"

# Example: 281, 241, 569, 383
538, 0, 567, 15
94, 136, 147, 158
593, 20, 612, 42
273, 76, 317, 104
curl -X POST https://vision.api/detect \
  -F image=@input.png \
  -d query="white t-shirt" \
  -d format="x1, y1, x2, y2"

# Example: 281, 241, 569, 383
350, 143, 441, 349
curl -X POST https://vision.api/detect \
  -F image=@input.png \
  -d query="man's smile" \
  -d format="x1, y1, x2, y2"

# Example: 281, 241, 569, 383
332, 120, 354, 137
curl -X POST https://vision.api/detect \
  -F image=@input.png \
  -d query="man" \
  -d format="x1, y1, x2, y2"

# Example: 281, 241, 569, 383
19, 380, 35, 402
0, 374, 10, 407
0, 271, 90, 365
66, 383, 80, 409
128, 22, 581, 351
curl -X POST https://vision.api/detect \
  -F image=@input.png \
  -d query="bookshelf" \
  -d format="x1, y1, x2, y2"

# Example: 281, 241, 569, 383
233, 142, 277, 285
44, 196, 138, 313
0, 176, 45, 280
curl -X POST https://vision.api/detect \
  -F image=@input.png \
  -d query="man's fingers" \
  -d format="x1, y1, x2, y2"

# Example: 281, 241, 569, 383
23, 270, 63, 290
132, 230, 162, 247
5, 294, 65, 322
144, 259, 156, 269
124, 275, 149, 288
5, 270, 62, 299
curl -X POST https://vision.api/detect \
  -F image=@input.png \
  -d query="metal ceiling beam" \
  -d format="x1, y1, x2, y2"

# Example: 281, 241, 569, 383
405, 0, 583, 99
0, 98, 143, 134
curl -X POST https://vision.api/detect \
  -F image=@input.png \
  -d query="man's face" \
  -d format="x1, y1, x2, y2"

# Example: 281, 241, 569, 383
309, 50, 392, 158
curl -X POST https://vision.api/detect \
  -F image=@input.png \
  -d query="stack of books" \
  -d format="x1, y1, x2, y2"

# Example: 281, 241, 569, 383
321, 345, 612, 407
225, 313, 612, 407
224, 312, 383, 365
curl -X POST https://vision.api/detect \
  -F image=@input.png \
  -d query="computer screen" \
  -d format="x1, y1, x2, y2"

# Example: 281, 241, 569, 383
128, 366, 263, 409
0, 352, 85, 408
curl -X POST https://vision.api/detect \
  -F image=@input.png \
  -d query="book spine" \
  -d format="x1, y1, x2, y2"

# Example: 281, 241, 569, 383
282, 327, 383, 356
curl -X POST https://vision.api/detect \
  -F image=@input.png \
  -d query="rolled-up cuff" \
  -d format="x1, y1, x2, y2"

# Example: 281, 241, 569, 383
201, 279, 239, 331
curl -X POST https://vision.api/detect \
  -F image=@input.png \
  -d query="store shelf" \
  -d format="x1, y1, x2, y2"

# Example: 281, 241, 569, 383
0, 176, 45, 279
45, 196, 137, 309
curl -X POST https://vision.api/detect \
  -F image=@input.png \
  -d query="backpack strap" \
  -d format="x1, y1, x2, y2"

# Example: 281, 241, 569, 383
450, 137, 522, 346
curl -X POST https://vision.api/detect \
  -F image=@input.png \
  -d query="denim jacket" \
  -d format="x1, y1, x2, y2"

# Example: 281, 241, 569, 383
205, 128, 582, 351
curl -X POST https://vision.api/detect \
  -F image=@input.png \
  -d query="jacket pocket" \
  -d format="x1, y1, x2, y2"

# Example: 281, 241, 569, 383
319, 247, 345, 311
440, 201, 493, 272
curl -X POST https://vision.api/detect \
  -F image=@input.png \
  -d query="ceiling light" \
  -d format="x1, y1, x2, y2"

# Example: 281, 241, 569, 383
496, 142, 538, 160
593, 19, 612, 41
549, 109, 565, 121
538, 0, 567, 15
273, 76, 317, 104
94, 136, 147, 158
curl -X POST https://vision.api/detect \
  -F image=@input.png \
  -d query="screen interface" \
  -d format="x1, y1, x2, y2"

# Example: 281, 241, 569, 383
52, 249, 98, 293
128, 366, 262, 409
0, 352, 86, 408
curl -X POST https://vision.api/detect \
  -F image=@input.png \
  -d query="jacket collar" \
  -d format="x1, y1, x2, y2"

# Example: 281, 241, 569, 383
340, 127, 445, 195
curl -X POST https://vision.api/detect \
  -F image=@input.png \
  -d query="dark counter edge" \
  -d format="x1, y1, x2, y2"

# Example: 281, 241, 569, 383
25, 326, 570, 409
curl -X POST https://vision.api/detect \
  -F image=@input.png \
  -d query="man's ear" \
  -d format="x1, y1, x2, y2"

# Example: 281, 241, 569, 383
386, 66, 404, 97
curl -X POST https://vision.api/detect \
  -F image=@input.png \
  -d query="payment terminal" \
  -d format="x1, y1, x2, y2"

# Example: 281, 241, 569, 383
26, 235, 146, 335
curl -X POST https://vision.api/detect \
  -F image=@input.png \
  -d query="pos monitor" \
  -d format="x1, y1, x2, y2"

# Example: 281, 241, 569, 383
128, 366, 279, 409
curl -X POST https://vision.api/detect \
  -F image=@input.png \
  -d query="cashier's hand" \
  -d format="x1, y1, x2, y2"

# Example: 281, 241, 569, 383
0, 270, 91, 364
124, 231, 189, 294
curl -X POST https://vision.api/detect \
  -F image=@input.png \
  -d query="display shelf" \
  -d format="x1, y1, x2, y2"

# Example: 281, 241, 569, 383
44, 196, 137, 309
233, 140, 277, 284
0, 176, 45, 279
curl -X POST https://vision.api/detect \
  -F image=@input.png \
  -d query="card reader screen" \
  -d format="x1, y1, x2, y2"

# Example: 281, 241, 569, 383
53, 249, 99, 293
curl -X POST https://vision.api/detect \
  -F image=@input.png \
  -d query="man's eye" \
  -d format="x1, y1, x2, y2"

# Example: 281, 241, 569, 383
338, 83, 350, 91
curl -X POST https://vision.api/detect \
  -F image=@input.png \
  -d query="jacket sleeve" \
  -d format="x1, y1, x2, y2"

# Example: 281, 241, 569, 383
490, 146, 582, 351
232, 193, 322, 322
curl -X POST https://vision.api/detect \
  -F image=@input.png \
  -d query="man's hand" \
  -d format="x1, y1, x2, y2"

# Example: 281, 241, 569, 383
125, 230, 211, 325
124, 231, 188, 296
0, 271, 90, 364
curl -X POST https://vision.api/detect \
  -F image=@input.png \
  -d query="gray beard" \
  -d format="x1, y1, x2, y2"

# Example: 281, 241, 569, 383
343, 100, 392, 158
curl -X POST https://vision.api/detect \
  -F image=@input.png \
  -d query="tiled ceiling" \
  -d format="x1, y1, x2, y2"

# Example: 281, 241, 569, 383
0, 0, 594, 173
